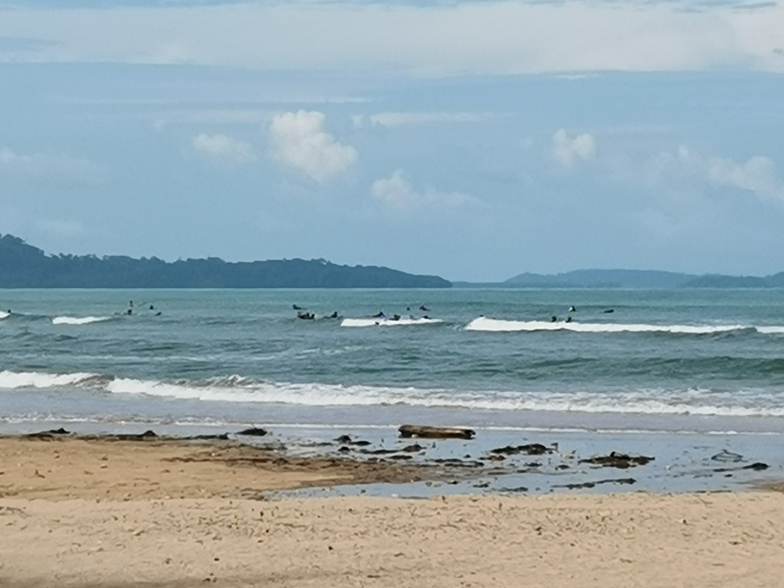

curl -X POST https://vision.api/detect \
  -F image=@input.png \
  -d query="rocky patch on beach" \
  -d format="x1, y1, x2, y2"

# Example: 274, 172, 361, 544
4, 425, 778, 497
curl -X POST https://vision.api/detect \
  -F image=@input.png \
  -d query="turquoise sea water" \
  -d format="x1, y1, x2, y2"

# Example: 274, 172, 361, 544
2, 288, 784, 436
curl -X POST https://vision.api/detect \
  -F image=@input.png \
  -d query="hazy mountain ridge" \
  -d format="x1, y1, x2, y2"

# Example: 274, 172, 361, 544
452, 269, 784, 288
502, 269, 784, 288
0, 234, 451, 289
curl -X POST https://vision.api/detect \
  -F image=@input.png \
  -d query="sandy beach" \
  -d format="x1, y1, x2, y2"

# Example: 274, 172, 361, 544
2, 434, 784, 588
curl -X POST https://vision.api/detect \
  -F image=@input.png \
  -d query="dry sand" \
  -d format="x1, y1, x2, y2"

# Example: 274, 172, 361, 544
2, 436, 784, 588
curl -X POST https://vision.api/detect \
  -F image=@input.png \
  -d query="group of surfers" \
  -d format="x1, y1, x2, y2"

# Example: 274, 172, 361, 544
294, 304, 431, 321
120, 300, 162, 316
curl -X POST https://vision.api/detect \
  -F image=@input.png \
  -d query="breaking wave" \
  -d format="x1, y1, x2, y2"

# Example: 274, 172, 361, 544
3, 369, 784, 419
0, 370, 101, 388
52, 316, 113, 325
464, 316, 782, 335
341, 317, 444, 328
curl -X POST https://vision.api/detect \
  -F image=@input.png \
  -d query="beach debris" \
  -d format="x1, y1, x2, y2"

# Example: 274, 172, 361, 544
24, 428, 71, 438
77, 430, 158, 441
497, 485, 528, 493
398, 425, 475, 440
713, 462, 769, 473
711, 449, 743, 463
553, 477, 636, 489
432, 458, 484, 468
490, 443, 552, 456
236, 428, 268, 437
578, 451, 654, 469
400, 443, 425, 453
185, 433, 230, 441
333, 435, 371, 446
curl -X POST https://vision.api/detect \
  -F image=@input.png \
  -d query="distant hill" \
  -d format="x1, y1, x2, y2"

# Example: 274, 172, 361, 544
454, 269, 784, 289
0, 234, 451, 289
505, 269, 695, 288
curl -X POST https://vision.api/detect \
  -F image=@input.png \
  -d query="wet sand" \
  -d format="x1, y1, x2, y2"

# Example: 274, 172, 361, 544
2, 434, 784, 587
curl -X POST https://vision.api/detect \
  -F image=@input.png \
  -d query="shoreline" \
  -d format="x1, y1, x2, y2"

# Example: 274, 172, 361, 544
3, 432, 784, 587
2, 424, 782, 499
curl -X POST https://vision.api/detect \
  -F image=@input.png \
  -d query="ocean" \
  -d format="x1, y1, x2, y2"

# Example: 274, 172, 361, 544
2, 287, 784, 438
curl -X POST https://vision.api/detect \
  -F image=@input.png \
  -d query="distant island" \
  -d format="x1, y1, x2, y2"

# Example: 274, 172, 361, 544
454, 269, 784, 289
0, 234, 451, 289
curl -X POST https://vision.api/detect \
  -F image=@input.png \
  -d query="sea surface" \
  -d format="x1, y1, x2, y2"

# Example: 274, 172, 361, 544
2, 288, 784, 438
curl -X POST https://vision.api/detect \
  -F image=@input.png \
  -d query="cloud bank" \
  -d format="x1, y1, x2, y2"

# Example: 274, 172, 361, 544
653, 145, 784, 204
1, 2, 783, 74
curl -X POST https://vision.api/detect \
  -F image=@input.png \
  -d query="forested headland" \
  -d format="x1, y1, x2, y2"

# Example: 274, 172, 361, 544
0, 234, 452, 289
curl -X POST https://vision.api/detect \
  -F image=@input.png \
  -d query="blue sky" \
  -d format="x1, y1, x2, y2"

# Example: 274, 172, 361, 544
2, 0, 784, 281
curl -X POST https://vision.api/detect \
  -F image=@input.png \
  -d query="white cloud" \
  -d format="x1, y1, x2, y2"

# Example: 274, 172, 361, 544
651, 145, 784, 203
192, 133, 256, 163
352, 112, 491, 128
269, 110, 357, 183
551, 129, 597, 166
371, 170, 477, 212
0, 147, 104, 185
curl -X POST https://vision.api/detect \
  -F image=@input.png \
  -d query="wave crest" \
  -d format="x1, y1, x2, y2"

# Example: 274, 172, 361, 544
464, 316, 763, 334
52, 316, 112, 325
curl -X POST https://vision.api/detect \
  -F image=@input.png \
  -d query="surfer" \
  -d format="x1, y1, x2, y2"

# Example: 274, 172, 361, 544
565, 316, 572, 323
568, 305, 576, 312
419, 305, 429, 312
551, 316, 557, 322
372, 311, 386, 318
329, 311, 339, 319
293, 304, 304, 310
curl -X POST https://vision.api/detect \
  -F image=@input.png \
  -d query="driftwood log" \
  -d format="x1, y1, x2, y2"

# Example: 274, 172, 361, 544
398, 425, 475, 440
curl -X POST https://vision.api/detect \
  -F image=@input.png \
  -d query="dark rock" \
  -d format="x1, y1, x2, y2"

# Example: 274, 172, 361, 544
578, 451, 653, 468
237, 427, 268, 437
186, 433, 230, 441
25, 428, 70, 438
490, 443, 551, 456
333, 435, 371, 446
554, 478, 636, 489
359, 448, 400, 455
111, 430, 158, 440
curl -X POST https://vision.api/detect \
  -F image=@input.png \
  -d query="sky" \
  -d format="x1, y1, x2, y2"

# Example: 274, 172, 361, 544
2, 1, 784, 282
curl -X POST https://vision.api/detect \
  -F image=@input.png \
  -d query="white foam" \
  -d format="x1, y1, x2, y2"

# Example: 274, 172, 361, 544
102, 376, 784, 418
756, 326, 784, 334
0, 370, 99, 389
341, 317, 444, 328
0, 311, 9, 320
52, 315, 112, 325
465, 316, 752, 334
